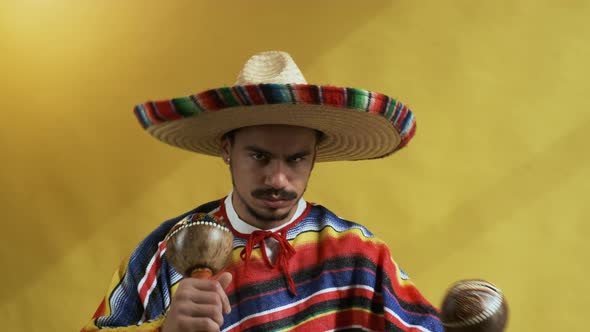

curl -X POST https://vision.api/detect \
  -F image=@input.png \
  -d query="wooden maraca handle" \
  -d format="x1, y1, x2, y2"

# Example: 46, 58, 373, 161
190, 267, 213, 279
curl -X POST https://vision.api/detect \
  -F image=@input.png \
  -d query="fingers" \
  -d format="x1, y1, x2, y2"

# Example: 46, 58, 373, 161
215, 272, 233, 314
176, 302, 224, 327
163, 274, 233, 331
171, 316, 221, 332
216, 271, 233, 289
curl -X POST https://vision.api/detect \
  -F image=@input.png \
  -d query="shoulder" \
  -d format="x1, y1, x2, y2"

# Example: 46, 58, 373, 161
291, 203, 390, 250
297, 203, 377, 238
299, 203, 404, 261
305, 204, 416, 279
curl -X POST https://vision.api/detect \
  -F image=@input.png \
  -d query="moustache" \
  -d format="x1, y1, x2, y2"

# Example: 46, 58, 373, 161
251, 188, 297, 201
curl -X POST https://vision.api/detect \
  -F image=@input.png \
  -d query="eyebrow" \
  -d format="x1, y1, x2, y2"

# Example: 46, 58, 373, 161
244, 145, 312, 159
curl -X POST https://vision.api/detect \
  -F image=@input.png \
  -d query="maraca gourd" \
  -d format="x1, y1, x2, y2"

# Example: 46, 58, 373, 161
165, 213, 234, 278
440, 279, 508, 332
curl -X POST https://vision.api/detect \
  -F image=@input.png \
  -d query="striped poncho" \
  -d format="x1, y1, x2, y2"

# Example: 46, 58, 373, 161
82, 199, 443, 331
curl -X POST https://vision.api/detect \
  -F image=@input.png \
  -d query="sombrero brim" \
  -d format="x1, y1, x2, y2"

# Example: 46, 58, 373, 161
134, 84, 416, 162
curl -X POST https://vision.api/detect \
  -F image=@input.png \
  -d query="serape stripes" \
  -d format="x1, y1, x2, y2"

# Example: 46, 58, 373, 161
82, 200, 442, 331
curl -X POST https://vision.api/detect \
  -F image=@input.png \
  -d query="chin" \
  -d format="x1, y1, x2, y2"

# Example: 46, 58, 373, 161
255, 207, 293, 223
263, 209, 290, 219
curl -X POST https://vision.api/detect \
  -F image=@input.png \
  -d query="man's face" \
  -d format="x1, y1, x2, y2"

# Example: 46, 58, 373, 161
221, 125, 317, 229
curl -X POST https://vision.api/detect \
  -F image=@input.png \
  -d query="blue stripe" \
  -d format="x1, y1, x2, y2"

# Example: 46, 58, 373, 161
133, 105, 152, 129
260, 84, 294, 104
289, 207, 374, 238
391, 101, 403, 124
400, 111, 414, 136
234, 86, 252, 105
225, 266, 440, 329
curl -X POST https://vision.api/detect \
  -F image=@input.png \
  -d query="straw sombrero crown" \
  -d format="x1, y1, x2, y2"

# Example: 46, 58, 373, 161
134, 51, 416, 161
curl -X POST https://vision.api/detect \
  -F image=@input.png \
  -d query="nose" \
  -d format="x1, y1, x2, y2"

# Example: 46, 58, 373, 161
264, 160, 289, 189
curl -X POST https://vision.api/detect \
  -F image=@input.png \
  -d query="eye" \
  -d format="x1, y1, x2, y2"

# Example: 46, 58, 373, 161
288, 156, 305, 163
251, 152, 267, 161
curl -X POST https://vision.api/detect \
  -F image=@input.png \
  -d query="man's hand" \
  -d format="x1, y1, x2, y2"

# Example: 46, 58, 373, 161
162, 272, 233, 332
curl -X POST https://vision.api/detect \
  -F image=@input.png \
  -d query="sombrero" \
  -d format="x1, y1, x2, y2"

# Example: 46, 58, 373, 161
133, 51, 416, 161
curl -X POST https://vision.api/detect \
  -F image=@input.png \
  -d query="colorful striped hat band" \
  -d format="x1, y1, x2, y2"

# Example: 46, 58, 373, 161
134, 51, 416, 162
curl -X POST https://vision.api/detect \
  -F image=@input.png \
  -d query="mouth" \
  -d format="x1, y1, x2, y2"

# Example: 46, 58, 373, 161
251, 189, 297, 209
257, 197, 293, 209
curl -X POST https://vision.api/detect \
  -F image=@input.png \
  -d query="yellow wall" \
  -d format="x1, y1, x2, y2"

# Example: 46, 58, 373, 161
1, 1, 589, 330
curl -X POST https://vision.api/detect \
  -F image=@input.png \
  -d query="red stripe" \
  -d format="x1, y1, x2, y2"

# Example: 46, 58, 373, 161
383, 308, 428, 331
195, 89, 224, 111
321, 86, 346, 107
368, 93, 387, 114
91, 298, 106, 319
143, 102, 163, 124
220, 199, 430, 307
226, 233, 427, 306
153, 100, 182, 120
394, 104, 409, 129
244, 85, 266, 105
231, 87, 248, 105
224, 233, 388, 294
291, 84, 319, 104
294, 308, 389, 331
138, 241, 167, 302
399, 123, 417, 149
228, 265, 372, 310
236, 287, 381, 330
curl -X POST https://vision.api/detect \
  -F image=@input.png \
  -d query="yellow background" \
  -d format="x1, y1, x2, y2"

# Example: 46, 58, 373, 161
1, 1, 589, 331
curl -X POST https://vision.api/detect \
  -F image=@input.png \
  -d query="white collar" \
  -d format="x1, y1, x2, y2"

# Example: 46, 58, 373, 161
224, 191, 307, 234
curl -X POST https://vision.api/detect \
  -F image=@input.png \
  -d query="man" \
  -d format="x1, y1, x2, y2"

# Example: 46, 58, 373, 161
82, 51, 443, 331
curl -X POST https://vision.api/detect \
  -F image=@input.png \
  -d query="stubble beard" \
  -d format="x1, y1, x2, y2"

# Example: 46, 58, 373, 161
230, 169, 306, 224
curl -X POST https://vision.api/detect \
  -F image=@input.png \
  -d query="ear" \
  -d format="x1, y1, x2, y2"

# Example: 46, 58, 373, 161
220, 137, 231, 164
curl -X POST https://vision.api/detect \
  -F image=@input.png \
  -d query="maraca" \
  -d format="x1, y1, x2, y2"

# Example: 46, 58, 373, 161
165, 213, 234, 278
440, 279, 508, 332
